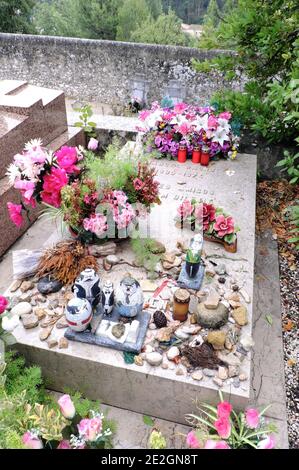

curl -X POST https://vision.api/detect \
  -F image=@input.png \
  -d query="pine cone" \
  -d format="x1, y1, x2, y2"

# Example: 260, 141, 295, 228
153, 310, 167, 329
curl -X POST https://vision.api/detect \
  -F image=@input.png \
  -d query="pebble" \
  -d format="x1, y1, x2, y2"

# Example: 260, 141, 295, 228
233, 378, 240, 388
58, 337, 69, 349
134, 355, 144, 366
34, 308, 47, 321
213, 377, 223, 387
21, 313, 39, 329
191, 370, 203, 381
167, 346, 180, 361
9, 279, 22, 293
161, 361, 169, 370
37, 276, 63, 295
39, 327, 53, 341
218, 277, 226, 284
145, 352, 163, 366
19, 293, 32, 303
105, 255, 120, 265
218, 366, 228, 380
204, 293, 220, 310
168, 362, 175, 370
56, 316, 69, 329
47, 338, 58, 349
175, 329, 190, 341
232, 306, 248, 326
48, 299, 59, 309
239, 373, 247, 381
228, 365, 240, 377
218, 352, 241, 367
176, 367, 185, 376
232, 285, 239, 292
215, 264, 226, 276
239, 288, 251, 303
240, 335, 254, 351
207, 330, 226, 350
228, 317, 236, 324
143, 345, 154, 354
20, 281, 34, 293
11, 302, 32, 316
149, 323, 157, 330
197, 302, 229, 329
203, 368, 216, 377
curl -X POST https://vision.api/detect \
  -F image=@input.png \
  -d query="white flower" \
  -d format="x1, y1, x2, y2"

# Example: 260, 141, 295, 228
194, 114, 209, 132
212, 126, 229, 146
6, 163, 21, 184
23, 164, 42, 180
46, 151, 55, 165
24, 138, 43, 151
218, 118, 231, 133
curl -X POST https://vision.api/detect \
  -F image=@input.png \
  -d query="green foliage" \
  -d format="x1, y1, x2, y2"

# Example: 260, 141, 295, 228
145, 0, 162, 19
131, 9, 189, 46
74, 104, 97, 138
4, 351, 47, 404
131, 237, 161, 272
0, 0, 36, 34
68, 390, 101, 418
143, 415, 155, 426
195, 0, 299, 145
1, 429, 25, 449
287, 203, 299, 249
148, 429, 167, 449
116, 0, 151, 42
276, 150, 299, 185
186, 249, 201, 263
85, 140, 139, 190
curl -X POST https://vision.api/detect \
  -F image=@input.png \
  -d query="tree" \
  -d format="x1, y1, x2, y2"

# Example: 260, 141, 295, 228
116, 0, 151, 42
131, 9, 188, 46
203, 0, 220, 27
0, 0, 36, 33
145, 0, 162, 19
194, 0, 299, 144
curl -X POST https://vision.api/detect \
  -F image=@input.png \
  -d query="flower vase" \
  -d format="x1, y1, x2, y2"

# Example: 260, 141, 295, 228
203, 234, 238, 253
177, 144, 187, 163
185, 260, 200, 278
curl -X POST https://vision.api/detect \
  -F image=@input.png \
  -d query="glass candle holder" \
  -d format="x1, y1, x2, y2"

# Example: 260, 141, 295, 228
192, 146, 201, 164
201, 146, 210, 166
173, 288, 190, 322
177, 144, 187, 163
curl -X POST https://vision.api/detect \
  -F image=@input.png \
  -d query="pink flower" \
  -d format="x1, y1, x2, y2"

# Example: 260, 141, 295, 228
14, 180, 36, 205
208, 115, 219, 129
41, 167, 68, 208
22, 431, 43, 449
113, 204, 135, 229
7, 202, 23, 227
245, 408, 260, 429
194, 203, 216, 230
186, 430, 201, 449
78, 417, 102, 442
133, 178, 144, 191
0, 295, 8, 314
83, 213, 107, 237
177, 200, 193, 219
27, 147, 48, 164
217, 402, 233, 419
57, 440, 72, 449
177, 122, 192, 136
58, 394, 76, 419
257, 435, 275, 449
139, 110, 151, 121
214, 417, 231, 439
88, 138, 99, 151
213, 215, 235, 238
56, 146, 80, 174
174, 102, 188, 114
218, 112, 232, 121
204, 439, 230, 449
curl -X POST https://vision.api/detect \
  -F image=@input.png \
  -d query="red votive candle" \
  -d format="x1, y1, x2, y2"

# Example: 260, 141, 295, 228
201, 147, 210, 166
177, 144, 187, 163
192, 146, 201, 164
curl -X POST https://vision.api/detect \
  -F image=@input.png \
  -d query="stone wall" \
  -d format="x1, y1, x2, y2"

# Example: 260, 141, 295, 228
0, 33, 243, 112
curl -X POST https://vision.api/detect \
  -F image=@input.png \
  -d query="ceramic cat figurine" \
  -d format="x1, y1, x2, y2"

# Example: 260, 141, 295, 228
73, 268, 101, 307
115, 276, 144, 318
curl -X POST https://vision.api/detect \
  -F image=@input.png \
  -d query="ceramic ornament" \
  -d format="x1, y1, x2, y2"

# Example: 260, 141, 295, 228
73, 268, 101, 307
101, 281, 114, 316
115, 276, 144, 318
66, 297, 93, 332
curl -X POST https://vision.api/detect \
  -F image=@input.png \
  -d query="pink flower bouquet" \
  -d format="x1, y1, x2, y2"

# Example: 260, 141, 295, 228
176, 200, 240, 248
186, 392, 277, 449
138, 102, 240, 160
6, 139, 160, 244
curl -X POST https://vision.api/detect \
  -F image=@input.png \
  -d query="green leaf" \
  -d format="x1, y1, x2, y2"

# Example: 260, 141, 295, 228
265, 314, 273, 326
87, 121, 97, 127
143, 415, 155, 427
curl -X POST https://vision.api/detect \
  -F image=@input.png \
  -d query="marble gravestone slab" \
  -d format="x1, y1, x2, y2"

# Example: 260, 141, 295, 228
65, 310, 151, 354
10, 154, 257, 423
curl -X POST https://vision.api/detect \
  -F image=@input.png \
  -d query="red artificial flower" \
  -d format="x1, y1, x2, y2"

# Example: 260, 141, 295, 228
0, 295, 8, 314
7, 202, 23, 227
41, 167, 68, 208
214, 214, 234, 238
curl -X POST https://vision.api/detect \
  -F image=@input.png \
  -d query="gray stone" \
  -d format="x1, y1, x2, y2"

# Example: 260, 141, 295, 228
167, 346, 180, 361
106, 255, 120, 265
228, 365, 240, 377
21, 313, 39, 329
191, 370, 203, 381
215, 264, 226, 276
203, 368, 215, 377
218, 352, 241, 367
213, 377, 223, 387
112, 323, 126, 339
37, 276, 63, 295
20, 280, 34, 293
196, 302, 229, 329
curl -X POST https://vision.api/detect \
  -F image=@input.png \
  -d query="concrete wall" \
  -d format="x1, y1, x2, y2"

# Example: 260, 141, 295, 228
0, 33, 243, 113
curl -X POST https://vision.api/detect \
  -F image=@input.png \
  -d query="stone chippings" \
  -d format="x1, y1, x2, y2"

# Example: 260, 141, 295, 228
280, 254, 299, 449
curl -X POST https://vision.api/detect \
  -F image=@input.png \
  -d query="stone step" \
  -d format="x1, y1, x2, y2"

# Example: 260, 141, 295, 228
0, 81, 68, 178
0, 126, 84, 257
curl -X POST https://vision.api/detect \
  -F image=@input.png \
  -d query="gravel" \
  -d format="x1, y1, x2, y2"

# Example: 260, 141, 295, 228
279, 244, 299, 449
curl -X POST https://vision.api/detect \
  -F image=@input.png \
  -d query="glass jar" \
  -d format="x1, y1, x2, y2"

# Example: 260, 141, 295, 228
173, 288, 190, 322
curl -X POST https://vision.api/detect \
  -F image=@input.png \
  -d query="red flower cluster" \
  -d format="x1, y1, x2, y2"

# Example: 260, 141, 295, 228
131, 162, 160, 206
